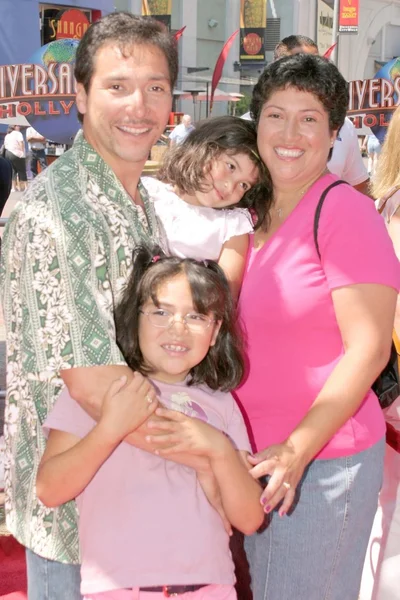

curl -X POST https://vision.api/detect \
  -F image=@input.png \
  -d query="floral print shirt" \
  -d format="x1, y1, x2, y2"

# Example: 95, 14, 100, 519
0, 130, 160, 563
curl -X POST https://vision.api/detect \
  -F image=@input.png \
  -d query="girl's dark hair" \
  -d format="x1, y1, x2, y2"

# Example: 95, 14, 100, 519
115, 245, 245, 391
74, 12, 178, 123
250, 53, 348, 135
158, 116, 273, 230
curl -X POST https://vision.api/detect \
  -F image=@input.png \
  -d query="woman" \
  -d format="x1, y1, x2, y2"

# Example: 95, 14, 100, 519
362, 133, 381, 177
235, 53, 400, 599
4, 125, 27, 192
360, 106, 400, 600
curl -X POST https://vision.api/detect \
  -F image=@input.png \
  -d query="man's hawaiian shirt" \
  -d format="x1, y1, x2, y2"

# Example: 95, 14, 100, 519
0, 131, 160, 563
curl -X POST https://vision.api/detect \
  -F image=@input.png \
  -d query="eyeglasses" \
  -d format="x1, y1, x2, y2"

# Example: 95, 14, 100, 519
139, 308, 215, 333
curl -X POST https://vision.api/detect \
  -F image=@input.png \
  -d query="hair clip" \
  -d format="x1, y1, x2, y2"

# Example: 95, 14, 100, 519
251, 149, 261, 162
152, 255, 161, 263
203, 260, 208, 268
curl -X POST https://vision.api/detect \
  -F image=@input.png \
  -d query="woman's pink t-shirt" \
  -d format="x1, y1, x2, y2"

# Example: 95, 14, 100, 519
236, 174, 400, 459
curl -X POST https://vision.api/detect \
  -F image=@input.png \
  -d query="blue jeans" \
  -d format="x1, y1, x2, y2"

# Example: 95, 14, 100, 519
244, 438, 385, 600
30, 148, 47, 177
26, 548, 82, 600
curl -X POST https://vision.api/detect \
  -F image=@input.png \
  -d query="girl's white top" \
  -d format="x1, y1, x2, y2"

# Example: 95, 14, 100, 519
142, 176, 254, 261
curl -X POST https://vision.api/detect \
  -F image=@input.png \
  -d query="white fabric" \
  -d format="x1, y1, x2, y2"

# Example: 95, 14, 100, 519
328, 117, 368, 185
26, 126, 45, 150
142, 176, 253, 261
4, 130, 25, 157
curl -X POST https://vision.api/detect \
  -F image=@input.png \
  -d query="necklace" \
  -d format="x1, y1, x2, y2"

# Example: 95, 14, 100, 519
273, 168, 329, 220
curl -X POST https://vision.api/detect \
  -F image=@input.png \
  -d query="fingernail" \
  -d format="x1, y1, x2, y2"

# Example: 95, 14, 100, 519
279, 511, 286, 518
264, 505, 271, 513
261, 497, 268, 505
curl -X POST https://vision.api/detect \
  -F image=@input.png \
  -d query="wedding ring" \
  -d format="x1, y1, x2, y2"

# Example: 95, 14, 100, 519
282, 481, 291, 490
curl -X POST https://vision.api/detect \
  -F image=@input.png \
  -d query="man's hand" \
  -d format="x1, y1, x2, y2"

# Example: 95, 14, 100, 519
99, 373, 158, 444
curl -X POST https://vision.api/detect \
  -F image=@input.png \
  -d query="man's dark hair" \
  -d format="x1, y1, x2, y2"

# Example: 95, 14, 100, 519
250, 53, 348, 136
74, 12, 178, 122
115, 245, 245, 392
274, 35, 318, 60
158, 116, 273, 230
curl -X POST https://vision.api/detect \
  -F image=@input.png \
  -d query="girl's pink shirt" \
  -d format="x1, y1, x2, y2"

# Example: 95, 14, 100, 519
236, 174, 400, 459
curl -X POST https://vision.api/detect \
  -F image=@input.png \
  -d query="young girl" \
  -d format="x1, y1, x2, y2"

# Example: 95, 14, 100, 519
143, 115, 272, 299
36, 245, 264, 600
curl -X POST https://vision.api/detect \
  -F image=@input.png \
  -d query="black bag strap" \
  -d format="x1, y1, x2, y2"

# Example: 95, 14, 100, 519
313, 180, 348, 259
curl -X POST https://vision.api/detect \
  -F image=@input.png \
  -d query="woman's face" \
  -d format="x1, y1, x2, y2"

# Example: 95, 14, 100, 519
257, 87, 337, 191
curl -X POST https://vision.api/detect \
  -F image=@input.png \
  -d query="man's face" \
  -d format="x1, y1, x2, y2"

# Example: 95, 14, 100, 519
290, 44, 319, 56
76, 43, 173, 180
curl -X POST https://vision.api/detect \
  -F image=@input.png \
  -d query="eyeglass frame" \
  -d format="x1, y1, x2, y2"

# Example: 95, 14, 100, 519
139, 307, 216, 331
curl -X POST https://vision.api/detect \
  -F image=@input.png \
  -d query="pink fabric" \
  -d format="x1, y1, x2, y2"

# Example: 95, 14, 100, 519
236, 174, 400, 459
84, 584, 236, 600
44, 380, 251, 595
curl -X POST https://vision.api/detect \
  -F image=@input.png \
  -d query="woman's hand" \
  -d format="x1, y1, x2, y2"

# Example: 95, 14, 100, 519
248, 440, 308, 516
145, 407, 230, 459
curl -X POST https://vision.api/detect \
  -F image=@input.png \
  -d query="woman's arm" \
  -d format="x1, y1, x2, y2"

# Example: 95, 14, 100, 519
218, 233, 249, 301
146, 407, 264, 535
249, 282, 397, 515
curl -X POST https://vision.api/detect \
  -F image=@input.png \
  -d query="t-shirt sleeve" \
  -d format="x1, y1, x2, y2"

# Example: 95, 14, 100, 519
318, 184, 400, 291
43, 388, 95, 439
225, 394, 252, 453
339, 120, 368, 186
222, 209, 253, 244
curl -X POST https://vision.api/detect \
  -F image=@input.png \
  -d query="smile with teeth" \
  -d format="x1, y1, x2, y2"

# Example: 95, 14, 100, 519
275, 147, 304, 158
118, 124, 151, 135
162, 344, 188, 353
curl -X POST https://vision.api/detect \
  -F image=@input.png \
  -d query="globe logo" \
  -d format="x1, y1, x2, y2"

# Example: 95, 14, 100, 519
25, 38, 80, 144
371, 57, 400, 143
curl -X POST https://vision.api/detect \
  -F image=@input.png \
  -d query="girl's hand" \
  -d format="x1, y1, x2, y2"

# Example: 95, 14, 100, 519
247, 441, 308, 516
197, 470, 232, 536
145, 407, 230, 459
99, 373, 158, 444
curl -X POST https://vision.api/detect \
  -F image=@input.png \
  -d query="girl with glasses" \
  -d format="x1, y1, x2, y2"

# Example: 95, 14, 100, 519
36, 245, 264, 600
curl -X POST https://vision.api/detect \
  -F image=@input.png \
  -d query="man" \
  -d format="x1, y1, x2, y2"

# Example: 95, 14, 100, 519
273, 35, 370, 196
0, 13, 177, 599
26, 126, 47, 177
169, 113, 194, 146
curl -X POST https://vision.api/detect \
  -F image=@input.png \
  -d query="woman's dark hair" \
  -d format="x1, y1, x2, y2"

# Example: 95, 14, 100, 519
250, 53, 348, 135
115, 245, 245, 391
158, 115, 273, 230
74, 12, 178, 123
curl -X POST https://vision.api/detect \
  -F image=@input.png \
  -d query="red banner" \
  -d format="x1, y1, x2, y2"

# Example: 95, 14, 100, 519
210, 30, 239, 114
338, 0, 359, 34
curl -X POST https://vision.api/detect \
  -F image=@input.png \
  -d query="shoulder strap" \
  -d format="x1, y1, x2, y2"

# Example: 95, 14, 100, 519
377, 185, 400, 215
314, 180, 348, 259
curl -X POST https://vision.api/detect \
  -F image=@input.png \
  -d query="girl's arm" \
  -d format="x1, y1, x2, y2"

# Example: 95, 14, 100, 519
218, 233, 249, 301
249, 282, 397, 515
37, 376, 158, 507
146, 408, 264, 535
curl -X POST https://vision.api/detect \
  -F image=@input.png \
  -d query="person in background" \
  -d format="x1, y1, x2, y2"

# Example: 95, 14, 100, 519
360, 105, 400, 600
0, 12, 178, 600
4, 125, 27, 192
362, 133, 381, 177
243, 34, 370, 196
236, 52, 400, 600
169, 114, 195, 146
26, 126, 47, 177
